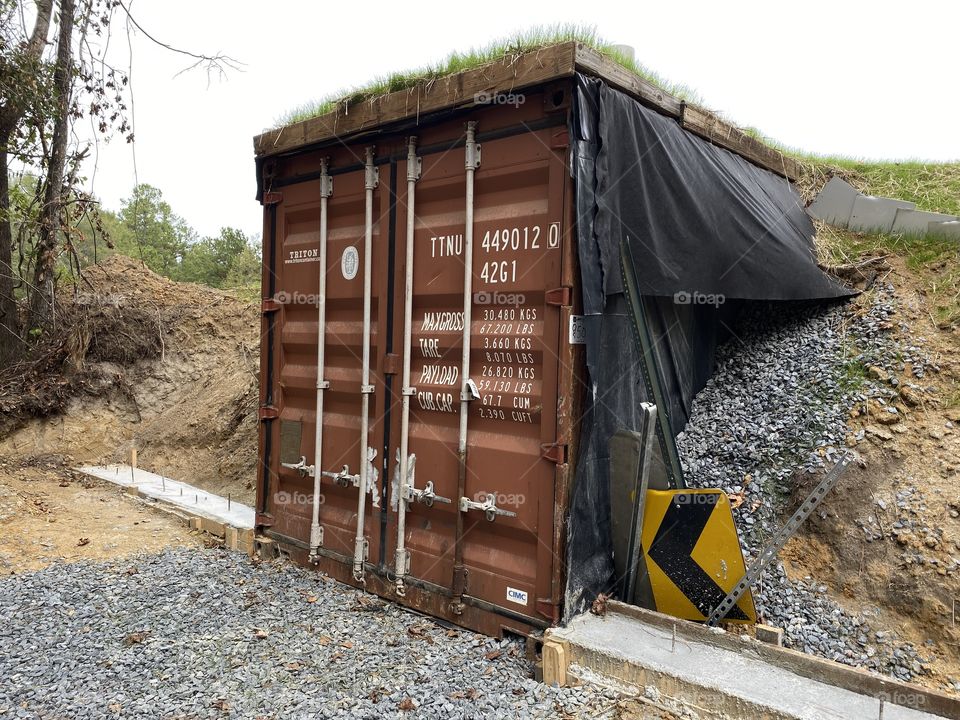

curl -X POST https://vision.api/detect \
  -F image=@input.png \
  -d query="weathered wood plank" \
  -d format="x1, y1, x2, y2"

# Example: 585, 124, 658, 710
253, 39, 799, 181
253, 42, 579, 157
681, 104, 801, 180
572, 43, 684, 118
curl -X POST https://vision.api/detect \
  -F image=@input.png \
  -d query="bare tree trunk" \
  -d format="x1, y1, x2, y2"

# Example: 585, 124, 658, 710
0, 0, 55, 359
0, 142, 19, 356
28, 0, 75, 330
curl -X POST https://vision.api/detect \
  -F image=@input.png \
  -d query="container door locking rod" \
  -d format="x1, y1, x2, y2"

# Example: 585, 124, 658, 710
707, 451, 853, 626
352, 147, 379, 583
451, 121, 481, 615
308, 157, 333, 561
394, 137, 422, 596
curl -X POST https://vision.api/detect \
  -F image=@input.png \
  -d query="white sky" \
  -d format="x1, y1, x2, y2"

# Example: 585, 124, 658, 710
84, 0, 960, 240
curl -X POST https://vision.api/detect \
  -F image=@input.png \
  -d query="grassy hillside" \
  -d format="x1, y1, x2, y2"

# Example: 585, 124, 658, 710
804, 159, 960, 327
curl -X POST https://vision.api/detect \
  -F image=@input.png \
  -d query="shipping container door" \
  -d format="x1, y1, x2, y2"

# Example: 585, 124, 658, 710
388, 126, 566, 624
266, 166, 389, 564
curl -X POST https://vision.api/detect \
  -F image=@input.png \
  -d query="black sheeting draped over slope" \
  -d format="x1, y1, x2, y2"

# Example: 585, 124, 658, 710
564, 75, 853, 619
581, 76, 850, 304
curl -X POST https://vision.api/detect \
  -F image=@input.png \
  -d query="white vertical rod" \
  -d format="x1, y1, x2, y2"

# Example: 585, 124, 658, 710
458, 122, 479, 458
394, 137, 420, 595
352, 146, 377, 582
309, 158, 332, 561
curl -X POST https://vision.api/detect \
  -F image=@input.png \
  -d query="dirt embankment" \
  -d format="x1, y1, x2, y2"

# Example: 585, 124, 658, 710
782, 255, 960, 694
0, 255, 261, 505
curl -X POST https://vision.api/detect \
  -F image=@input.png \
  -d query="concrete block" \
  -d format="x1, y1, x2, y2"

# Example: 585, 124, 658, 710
930, 220, 960, 240
807, 177, 859, 226
755, 624, 784, 647
541, 640, 568, 687
891, 208, 957, 235
849, 195, 915, 233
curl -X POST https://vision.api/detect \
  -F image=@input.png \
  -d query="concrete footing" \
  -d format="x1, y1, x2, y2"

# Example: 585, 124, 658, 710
544, 601, 956, 719
78, 464, 254, 554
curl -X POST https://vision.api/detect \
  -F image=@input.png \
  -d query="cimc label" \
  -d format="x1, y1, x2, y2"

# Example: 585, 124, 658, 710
506, 587, 529, 606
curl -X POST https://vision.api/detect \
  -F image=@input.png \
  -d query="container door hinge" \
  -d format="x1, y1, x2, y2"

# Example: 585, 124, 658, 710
453, 566, 468, 596
261, 298, 282, 314
259, 406, 279, 421
540, 443, 567, 464
383, 353, 401, 376
550, 129, 570, 149
545, 286, 572, 307
536, 598, 560, 623
263, 191, 283, 206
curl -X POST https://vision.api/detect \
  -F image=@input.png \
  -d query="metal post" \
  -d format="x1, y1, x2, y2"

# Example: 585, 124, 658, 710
309, 157, 333, 562
395, 137, 421, 596
452, 122, 480, 614
352, 147, 378, 583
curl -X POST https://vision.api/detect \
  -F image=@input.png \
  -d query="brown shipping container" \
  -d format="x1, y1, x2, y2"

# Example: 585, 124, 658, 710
252, 42, 802, 638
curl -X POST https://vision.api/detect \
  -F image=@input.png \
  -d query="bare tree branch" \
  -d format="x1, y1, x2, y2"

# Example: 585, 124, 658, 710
114, 0, 244, 81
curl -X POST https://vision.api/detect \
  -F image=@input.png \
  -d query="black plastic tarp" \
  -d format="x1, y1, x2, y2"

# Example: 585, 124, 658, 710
564, 75, 852, 619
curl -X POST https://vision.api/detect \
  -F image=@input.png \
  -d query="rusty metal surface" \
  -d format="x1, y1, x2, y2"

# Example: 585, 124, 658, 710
257, 87, 578, 634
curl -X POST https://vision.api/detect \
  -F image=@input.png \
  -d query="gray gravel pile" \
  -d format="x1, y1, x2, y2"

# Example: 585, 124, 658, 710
0, 548, 621, 719
676, 291, 929, 682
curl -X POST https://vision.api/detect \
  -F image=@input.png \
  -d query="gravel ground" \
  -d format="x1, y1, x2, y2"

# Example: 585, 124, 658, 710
0, 548, 626, 720
677, 285, 931, 682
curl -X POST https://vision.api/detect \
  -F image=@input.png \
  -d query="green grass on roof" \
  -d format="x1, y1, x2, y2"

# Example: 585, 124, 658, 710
275, 24, 702, 128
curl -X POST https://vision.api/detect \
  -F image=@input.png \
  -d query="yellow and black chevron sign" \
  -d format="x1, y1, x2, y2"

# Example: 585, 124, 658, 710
639, 489, 757, 624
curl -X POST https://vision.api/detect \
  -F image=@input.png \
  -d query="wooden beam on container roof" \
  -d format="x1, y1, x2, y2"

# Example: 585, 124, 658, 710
253, 42, 578, 158
252, 40, 800, 181
572, 43, 684, 119
571, 43, 800, 181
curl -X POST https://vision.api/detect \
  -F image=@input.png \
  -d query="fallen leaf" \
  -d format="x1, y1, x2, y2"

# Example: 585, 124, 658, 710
124, 567, 139, 575
590, 592, 609, 616
450, 688, 478, 700
728, 492, 745, 509
123, 631, 149, 646
398, 697, 416, 711
484, 649, 502, 661
253, 628, 268, 640
318, 635, 332, 646
340, 640, 354, 649
211, 699, 231, 711
107, 702, 121, 713
306, 595, 317, 603
77, 537, 90, 547
445, 629, 459, 638
283, 661, 303, 672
